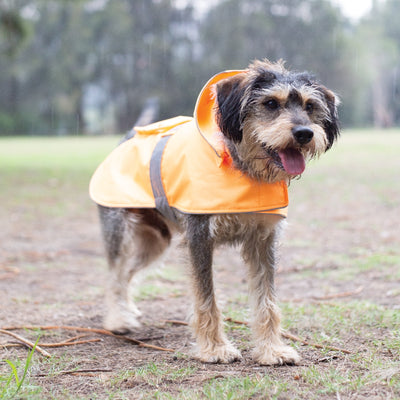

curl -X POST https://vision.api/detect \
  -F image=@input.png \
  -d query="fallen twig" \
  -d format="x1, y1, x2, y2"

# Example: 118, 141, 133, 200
60, 368, 113, 375
34, 368, 113, 378
62, 334, 90, 343
0, 334, 99, 349
224, 317, 249, 326
1, 342, 27, 348
281, 331, 351, 354
277, 263, 339, 275
135, 335, 165, 342
0, 339, 101, 349
312, 286, 364, 301
0, 329, 51, 357
1, 325, 174, 353
38, 338, 102, 348
164, 319, 189, 326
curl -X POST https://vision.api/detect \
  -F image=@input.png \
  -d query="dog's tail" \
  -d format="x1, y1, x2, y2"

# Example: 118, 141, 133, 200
120, 97, 160, 144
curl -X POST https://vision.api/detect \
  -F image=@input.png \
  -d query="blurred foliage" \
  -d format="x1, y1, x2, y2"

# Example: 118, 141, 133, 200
0, 8, 28, 56
0, 0, 399, 135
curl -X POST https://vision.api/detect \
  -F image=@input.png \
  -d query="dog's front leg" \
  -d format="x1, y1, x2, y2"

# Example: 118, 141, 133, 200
242, 228, 300, 365
186, 215, 241, 363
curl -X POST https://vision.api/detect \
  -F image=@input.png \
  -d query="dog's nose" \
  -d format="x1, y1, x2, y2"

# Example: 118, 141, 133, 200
292, 126, 314, 145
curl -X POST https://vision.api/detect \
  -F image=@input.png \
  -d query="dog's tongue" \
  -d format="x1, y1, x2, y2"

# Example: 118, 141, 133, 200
278, 148, 305, 175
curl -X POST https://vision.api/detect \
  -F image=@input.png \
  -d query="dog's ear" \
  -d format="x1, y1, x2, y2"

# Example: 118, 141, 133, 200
215, 74, 247, 143
319, 86, 340, 150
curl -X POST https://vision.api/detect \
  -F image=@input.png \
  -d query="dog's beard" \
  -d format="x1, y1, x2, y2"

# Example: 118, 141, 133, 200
229, 142, 300, 182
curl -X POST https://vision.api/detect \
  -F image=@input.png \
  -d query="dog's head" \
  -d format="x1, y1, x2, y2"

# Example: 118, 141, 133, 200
215, 59, 340, 182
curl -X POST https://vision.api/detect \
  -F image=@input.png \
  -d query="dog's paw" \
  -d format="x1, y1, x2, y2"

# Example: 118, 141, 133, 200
103, 309, 141, 335
253, 344, 300, 366
127, 301, 142, 317
197, 343, 242, 364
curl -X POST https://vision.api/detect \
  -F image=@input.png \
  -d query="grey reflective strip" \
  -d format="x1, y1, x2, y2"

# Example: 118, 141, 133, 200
149, 135, 178, 223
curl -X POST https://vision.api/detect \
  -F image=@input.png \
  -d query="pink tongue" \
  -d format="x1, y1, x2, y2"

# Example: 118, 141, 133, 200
278, 148, 305, 175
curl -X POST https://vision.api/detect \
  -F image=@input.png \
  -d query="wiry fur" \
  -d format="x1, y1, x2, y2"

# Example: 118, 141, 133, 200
216, 59, 339, 182
97, 59, 339, 365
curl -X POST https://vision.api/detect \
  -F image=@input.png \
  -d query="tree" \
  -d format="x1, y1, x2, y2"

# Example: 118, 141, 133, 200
351, 0, 400, 127
198, 0, 353, 123
0, 5, 28, 56
378, 0, 400, 125
0, 0, 399, 135
85, 0, 198, 132
199, 0, 345, 78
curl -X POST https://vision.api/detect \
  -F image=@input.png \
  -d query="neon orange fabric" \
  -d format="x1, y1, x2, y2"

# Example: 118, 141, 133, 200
90, 70, 289, 217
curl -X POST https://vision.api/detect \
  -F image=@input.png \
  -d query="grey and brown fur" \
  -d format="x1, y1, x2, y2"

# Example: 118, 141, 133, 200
97, 59, 339, 365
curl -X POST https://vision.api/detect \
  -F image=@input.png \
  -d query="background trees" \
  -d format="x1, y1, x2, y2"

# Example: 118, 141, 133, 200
0, 0, 399, 135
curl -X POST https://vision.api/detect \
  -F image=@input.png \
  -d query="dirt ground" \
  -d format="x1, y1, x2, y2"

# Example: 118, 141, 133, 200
1, 134, 399, 399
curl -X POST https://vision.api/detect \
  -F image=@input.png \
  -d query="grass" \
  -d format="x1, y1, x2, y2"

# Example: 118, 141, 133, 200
0, 136, 117, 217
289, 251, 400, 282
0, 338, 43, 399
292, 129, 400, 198
202, 375, 290, 400
1, 130, 400, 399
133, 264, 186, 301
0, 135, 117, 171
280, 301, 400, 346
104, 300, 399, 399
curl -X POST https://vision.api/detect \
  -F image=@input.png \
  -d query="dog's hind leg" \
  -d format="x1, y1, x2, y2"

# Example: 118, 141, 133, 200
186, 215, 241, 363
241, 224, 300, 365
98, 206, 171, 334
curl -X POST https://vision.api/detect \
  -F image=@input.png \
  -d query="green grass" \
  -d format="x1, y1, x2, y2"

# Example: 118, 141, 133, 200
0, 135, 118, 171
0, 136, 118, 218
126, 300, 399, 399
133, 265, 186, 301
288, 251, 400, 282
280, 301, 400, 346
202, 375, 290, 400
293, 130, 400, 196
0, 338, 43, 399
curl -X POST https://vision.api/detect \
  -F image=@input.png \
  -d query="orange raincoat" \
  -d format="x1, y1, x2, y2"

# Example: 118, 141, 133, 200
90, 70, 288, 219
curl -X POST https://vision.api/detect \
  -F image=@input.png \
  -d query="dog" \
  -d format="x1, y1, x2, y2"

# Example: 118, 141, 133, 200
90, 59, 339, 365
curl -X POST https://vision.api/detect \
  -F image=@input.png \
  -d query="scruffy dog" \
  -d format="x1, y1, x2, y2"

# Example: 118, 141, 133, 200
92, 60, 339, 365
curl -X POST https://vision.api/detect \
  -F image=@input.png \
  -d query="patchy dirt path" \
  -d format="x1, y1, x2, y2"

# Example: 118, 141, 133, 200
1, 134, 400, 399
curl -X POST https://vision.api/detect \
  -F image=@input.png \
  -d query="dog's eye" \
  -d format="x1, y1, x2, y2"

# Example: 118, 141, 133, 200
264, 99, 279, 111
305, 102, 314, 113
